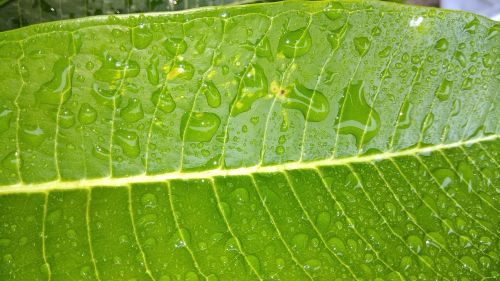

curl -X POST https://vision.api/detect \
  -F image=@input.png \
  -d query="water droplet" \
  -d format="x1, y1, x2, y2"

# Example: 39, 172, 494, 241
93, 144, 110, 160
121, 98, 144, 123
327, 237, 346, 255
35, 59, 74, 105
141, 193, 157, 208
406, 235, 423, 254
0, 105, 13, 133
378, 46, 391, 58
435, 38, 449, 52
94, 54, 140, 83
232, 64, 268, 116
420, 112, 434, 134
457, 162, 474, 190
159, 275, 172, 281
336, 81, 380, 146
432, 168, 455, 189
132, 25, 153, 49
464, 18, 479, 34
461, 77, 473, 90
278, 28, 312, 58
247, 255, 261, 273
275, 145, 284, 155
180, 112, 220, 142
146, 55, 160, 85
353, 36, 370, 57
324, 11, 348, 32
397, 99, 413, 129
461, 256, 478, 271
282, 83, 329, 122
1, 151, 19, 171
436, 79, 453, 101
115, 129, 140, 158
20, 125, 46, 146
256, 38, 273, 60
303, 259, 321, 271
315, 211, 331, 231
231, 187, 249, 204
151, 87, 176, 113
167, 59, 194, 80
184, 271, 199, 281
201, 81, 221, 108
78, 103, 97, 125
59, 109, 75, 129
163, 38, 187, 55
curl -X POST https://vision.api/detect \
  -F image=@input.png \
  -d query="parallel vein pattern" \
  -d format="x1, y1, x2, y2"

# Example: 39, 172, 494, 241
0, 1, 498, 280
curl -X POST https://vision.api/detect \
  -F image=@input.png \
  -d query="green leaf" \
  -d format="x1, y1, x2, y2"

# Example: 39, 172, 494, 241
0, 0, 499, 280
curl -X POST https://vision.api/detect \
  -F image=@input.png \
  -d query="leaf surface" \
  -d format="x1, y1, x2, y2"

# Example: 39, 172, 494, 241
0, 1, 499, 280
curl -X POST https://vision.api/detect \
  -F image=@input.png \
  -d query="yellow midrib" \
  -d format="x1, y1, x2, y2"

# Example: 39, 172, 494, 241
0, 135, 497, 194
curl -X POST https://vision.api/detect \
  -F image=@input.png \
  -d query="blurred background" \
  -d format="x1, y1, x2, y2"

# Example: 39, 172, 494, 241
0, 0, 498, 31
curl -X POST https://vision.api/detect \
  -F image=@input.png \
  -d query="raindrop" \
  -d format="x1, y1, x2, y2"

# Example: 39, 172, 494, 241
78, 103, 98, 125
0, 105, 13, 133
132, 25, 153, 49
163, 38, 187, 55
436, 79, 453, 101
232, 64, 268, 116
20, 125, 46, 146
201, 81, 222, 108
353, 36, 370, 57
282, 83, 329, 122
435, 38, 449, 52
59, 109, 75, 129
151, 87, 176, 113
167, 59, 194, 80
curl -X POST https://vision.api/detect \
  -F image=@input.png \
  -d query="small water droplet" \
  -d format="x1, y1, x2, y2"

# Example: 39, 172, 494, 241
282, 83, 329, 122
180, 112, 221, 142
93, 144, 110, 160
59, 109, 75, 129
121, 98, 144, 123
78, 103, 97, 125
232, 64, 268, 116
167, 59, 194, 80
141, 193, 157, 208
327, 237, 346, 255
432, 168, 455, 189
464, 18, 479, 34
201, 81, 221, 108
115, 129, 140, 158
278, 28, 312, 58
146, 55, 160, 85
303, 259, 321, 271
275, 145, 284, 155
324, 10, 348, 32
406, 235, 423, 254
20, 125, 46, 146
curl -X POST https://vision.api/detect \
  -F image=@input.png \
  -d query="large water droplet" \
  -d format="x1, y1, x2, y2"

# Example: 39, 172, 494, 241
180, 112, 221, 142
115, 129, 140, 158
35, 59, 74, 105
151, 87, 176, 113
278, 28, 312, 58
232, 64, 268, 116
397, 99, 413, 129
256, 38, 273, 60
436, 79, 453, 101
336, 81, 380, 146
121, 98, 144, 123
132, 25, 153, 49
0, 105, 13, 133
78, 103, 97, 125
464, 18, 479, 34
432, 168, 456, 189
353, 36, 370, 57
201, 81, 221, 108
406, 235, 423, 254
163, 38, 187, 55
282, 83, 329, 122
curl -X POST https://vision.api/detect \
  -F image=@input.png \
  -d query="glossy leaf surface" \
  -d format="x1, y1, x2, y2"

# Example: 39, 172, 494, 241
0, 1, 498, 280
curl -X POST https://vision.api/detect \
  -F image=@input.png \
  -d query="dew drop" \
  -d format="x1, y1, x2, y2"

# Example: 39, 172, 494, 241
232, 63, 268, 116
151, 87, 176, 113
94, 54, 140, 83
353, 36, 370, 57
184, 271, 199, 281
146, 55, 160, 85
406, 235, 423, 254
35, 59, 74, 105
115, 129, 140, 158
282, 83, 329, 122
336, 81, 380, 146
464, 18, 479, 34
93, 144, 110, 160
461, 77, 473, 90
1, 151, 19, 171
78, 103, 97, 125
256, 38, 273, 60
201, 81, 221, 108
432, 168, 456, 189
397, 99, 413, 129
461, 256, 478, 271
121, 98, 144, 123
278, 28, 312, 58
324, 11, 348, 32
327, 237, 346, 255
132, 25, 153, 49
303, 259, 321, 271
141, 193, 157, 208
275, 145, 284, 155
180, 112, 221, 142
